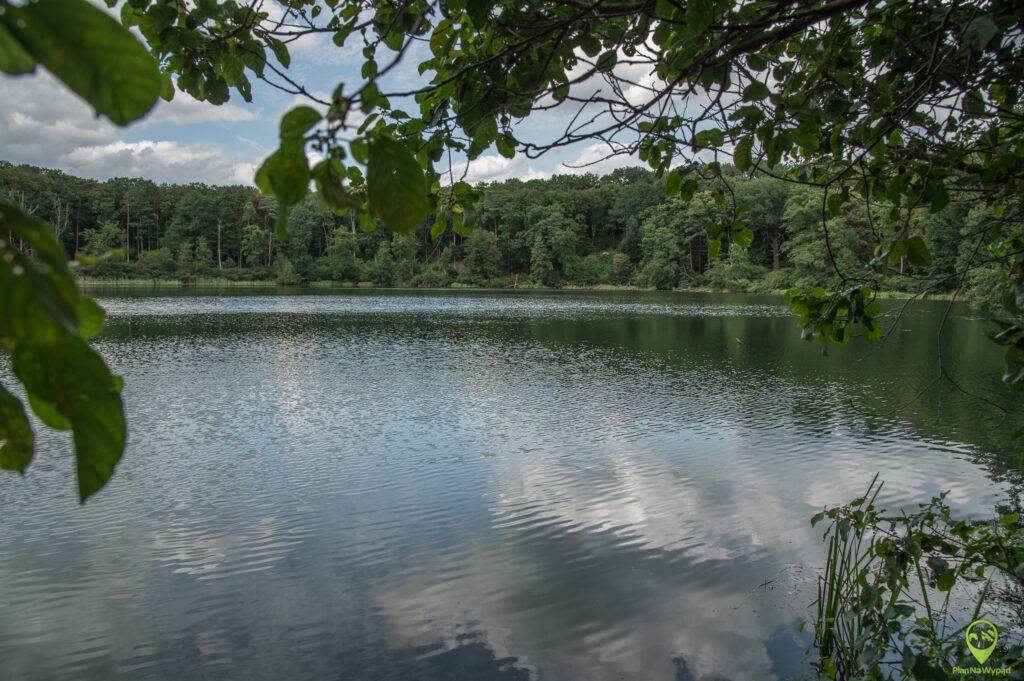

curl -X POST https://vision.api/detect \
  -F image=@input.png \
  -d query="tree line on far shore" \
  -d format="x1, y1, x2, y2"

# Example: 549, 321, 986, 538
0, 161, 998, 307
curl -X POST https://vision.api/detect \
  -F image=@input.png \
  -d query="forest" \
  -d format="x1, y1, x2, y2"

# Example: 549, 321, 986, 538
0, 160, 997, 306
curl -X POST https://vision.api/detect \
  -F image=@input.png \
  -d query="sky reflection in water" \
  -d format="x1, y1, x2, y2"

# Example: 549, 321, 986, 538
0, 290, 1017, 681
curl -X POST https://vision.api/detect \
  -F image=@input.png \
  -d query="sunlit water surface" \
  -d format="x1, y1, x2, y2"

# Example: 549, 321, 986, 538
1, 289, 1019, 681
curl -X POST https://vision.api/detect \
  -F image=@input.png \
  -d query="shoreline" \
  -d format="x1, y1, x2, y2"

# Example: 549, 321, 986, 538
75, 277, 960, 301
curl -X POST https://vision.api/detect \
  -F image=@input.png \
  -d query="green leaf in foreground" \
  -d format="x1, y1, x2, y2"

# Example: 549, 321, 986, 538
280, 105, 322, 141
262, 142, 310, 207
1, 0, 161, 125
0, 385, 33, 473
742, 81, 770, 101
734, 136, 753, 172
0, 199, 126, 502
13, 338, 126, 502
0, 22, 34, 75
905, 236, 932, 267
366, 136, 430, 234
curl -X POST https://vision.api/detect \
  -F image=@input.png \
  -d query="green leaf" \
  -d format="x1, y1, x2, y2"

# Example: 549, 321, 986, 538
965, 15, 998, 49
596, 50, 618, 72
314, 161, 362, 214
936, 567, 956, 591
579, 34, 601, 57
159, 69, 175, 102
465, 0, 490, 27
350, 138, 369, 164
929, 182, 949, 212
76, 297, 105, 339
0, 202, 79, 338
0, 22, 35, 75
666, 169, 681, 195
827, 192, 845, 217
734, 136, 753, 172
275, 205, 290, 241
686, 0, 714, 36
905, 236, 932, 267
263, 142, 310, 206
680, 178, 699, 201
431, 212, 447, 240
2, 0, 160, 125
742, 81, 770, 101
12, 336, 125, 502
708, 238, 721, 260
366, 136, 430, 234
0, 384, 33, 473
496, 133, 516, 159
280, 105, 322, 141
359, 208, 376, 232
695, 128, 725, 148
28, 395, 71, 430
732, 226, 754, 248
254, 161, 272, 195
745, 53, 768, 71
268, 37, 290, 68
361, 83, 382, 112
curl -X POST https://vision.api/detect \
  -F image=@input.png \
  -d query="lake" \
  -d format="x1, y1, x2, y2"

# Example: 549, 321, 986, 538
0, 289, 1019, 681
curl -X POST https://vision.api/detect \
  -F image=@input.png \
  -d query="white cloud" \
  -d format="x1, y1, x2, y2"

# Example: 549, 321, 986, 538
141, 93, 258, 127
556, 142, 639, 176
447, 154, 550, 184
0, 71, 261, 184
66, 140, 257, 185
0, 72, 121, 163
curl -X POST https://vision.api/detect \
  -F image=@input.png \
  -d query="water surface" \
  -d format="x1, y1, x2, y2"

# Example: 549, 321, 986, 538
0, 289, 1019, 681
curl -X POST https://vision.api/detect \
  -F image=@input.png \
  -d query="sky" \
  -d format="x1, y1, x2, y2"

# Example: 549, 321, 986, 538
0, 8, 642, 188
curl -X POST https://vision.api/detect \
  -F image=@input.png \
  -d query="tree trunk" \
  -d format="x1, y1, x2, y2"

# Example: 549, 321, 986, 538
217, 220, 222, 269
771, 233, 781, 270
125, 198, 131, 262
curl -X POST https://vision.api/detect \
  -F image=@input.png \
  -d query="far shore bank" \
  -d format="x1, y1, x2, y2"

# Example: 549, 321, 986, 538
75, 276, 960, 301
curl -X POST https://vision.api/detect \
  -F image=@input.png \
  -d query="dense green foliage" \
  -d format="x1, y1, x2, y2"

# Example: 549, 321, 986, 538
1, 161, 999, 304
811, 478, 1024, 679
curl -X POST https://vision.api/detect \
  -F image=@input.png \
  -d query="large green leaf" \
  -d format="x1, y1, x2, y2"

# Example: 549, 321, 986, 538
742, 81, 770, 101
0, 201, 79, 339
0, 22, 34, 75
280, 105, 322, 141
367, 136, 430, 234
1, 198, 123, 501
0, 385, 33, 474
263, 142, 310, 206
2, 0, 161, 125
734, 136, 753, 171
905, 236, 932, 267
12, 336, 125, 502
685, 0, 714, 36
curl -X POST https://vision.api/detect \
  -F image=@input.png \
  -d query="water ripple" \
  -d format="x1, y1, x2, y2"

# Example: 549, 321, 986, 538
0, 290, 1017, 681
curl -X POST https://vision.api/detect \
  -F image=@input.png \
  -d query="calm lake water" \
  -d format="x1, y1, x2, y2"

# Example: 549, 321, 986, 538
1, 289, 1020, 681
